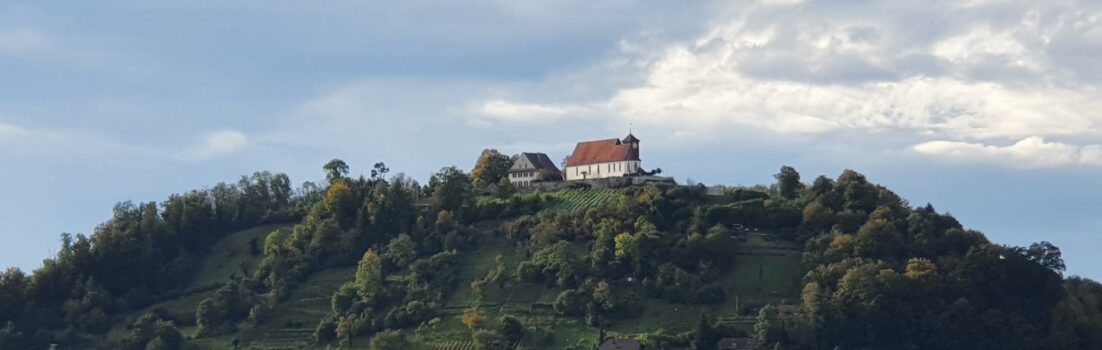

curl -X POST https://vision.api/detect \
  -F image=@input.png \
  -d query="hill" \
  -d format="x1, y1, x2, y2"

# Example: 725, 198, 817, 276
1, 161, 1100, 350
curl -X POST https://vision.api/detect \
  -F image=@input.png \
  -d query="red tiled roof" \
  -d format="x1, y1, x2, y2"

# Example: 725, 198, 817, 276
565, 138, 639, 167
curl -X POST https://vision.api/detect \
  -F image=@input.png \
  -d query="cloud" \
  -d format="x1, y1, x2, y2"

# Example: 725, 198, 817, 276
912, 136, 1102, 167
179, 129, 249, 161
0, 122, 29, 138
0, 121, 157, 159
757, 0, 807, 7
0, 121, 250, 163
467, 0, 1102, 165
0, 28, 54, 57
473, 100, 593, 124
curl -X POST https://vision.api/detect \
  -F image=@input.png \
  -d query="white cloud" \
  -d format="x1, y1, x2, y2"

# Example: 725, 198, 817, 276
0, 122, 29, 138
912, 136, 1102, 167
0, 121, 249, 162
0, 28, 54, 57
0, 121, 158, 159
474, 100, 592, 124
467, 0, 1102, 166
757, 0, 806, 7
179, 129, 249, 161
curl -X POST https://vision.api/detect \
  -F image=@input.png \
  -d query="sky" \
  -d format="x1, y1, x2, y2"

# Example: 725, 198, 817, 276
0, 0, 1099, 279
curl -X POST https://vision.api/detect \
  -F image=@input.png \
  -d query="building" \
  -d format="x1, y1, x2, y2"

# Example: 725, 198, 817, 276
716, 337, 758, 350
564, 133, 641, 181
508, 152, 562, 187
599, 339, 643, 350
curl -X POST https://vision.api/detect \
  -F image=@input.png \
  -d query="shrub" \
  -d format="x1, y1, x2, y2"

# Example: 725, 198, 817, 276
369, 330, 407, 350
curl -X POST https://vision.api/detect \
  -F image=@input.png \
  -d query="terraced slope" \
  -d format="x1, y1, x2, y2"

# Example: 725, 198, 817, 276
546, 188, 624, 212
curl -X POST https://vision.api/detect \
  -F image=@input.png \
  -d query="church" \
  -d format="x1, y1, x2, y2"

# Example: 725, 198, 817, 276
563, 133, 641, 181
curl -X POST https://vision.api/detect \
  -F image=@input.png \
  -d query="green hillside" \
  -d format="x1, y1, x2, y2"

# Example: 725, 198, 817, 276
1, 161, 1097, 350
100, 212, 802, 349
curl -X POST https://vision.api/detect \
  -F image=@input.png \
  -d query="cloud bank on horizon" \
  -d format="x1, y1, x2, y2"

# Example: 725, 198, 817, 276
473, 0, 1102, 168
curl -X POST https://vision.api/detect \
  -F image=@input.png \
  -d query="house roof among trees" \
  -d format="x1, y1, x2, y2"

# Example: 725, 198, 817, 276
565, 137, 640, 167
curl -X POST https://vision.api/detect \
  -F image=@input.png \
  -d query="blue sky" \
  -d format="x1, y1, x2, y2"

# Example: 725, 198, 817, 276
1, 0, 1099, 279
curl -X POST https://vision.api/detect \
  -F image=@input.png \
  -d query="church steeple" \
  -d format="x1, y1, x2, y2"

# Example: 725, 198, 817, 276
623, 123, 639, 145
622, 133, 639, 147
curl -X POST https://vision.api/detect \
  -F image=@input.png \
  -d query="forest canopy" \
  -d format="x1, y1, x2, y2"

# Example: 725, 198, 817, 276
0, 159, 1099, 350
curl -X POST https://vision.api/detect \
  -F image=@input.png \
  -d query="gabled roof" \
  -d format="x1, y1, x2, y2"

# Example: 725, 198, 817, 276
510, 152, 562, 175
565, 138, 640, 167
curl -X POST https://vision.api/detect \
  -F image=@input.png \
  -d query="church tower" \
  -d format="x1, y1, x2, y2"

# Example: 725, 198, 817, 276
622, 133, 640, 160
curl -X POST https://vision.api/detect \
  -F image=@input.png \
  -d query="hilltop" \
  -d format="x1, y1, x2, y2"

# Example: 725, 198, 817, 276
0, 158, 1099, 350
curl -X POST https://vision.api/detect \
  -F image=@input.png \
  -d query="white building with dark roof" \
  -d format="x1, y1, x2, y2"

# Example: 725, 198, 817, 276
508, 152, 562, 187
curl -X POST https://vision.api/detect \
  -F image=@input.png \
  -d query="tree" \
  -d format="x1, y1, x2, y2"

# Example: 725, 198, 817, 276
336, 315, 355, 348
693, 312, 719, 350
495, 177, 516, 198
553, 289, 588, 316
854, 217, 900, 259
463, 307, 485, 329
774, 166, 801, 199
384, 234, 417, 267
755, 304, 782, 345
802, 201, 834, 232
471, 149, 513, 189
355, 250, 383, 306
0, 268, 27, 325
144, 320, 184, 350
810, 175, 834, 196
0, 321, 25, 350
904, 258, 938, 281
194, 282, 250, 337
324, 159, 350, 184
370, 162, 390, 181
369, 330, 407, 350
323, 180, 357, 227
472, 329, 507, 350
430, 167, 473, 212
331, 282, 358, 314
500, 315, 524, 342
1026, 241, 1065, 275
63, 277, 111, 333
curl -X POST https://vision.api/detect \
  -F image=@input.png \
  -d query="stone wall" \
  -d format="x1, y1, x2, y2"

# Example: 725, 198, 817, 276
520, 176, 677, 192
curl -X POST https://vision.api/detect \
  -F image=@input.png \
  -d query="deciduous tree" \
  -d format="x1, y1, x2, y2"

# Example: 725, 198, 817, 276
774, 166, 802, 199
355, 250, 383, 306
471, 149, 513, 189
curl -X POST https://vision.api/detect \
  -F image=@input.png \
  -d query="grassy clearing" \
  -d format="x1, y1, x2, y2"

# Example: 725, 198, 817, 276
192, 224, 292, 287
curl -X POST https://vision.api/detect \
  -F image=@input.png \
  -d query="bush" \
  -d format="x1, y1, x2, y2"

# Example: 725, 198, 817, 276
553, 289, 588, 316
369, 330, 407, 350
500, 315, 524, 342
313, 316, 337, 344
472, 329, 507, 350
